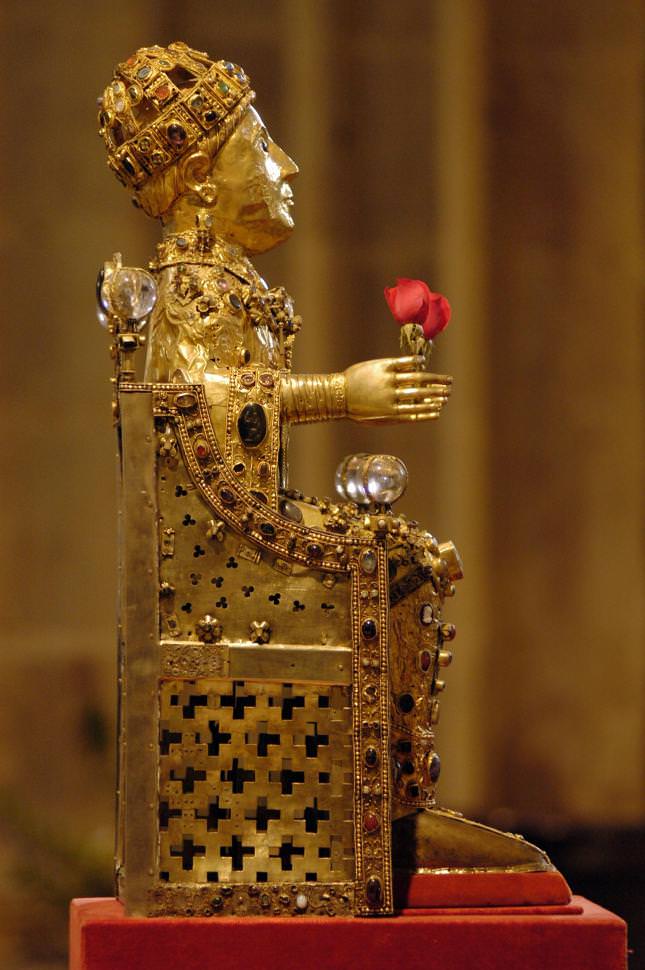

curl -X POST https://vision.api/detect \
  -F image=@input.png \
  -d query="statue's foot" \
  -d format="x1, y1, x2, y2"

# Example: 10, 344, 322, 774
393, 807, 554, 873
392, 808, 571, 907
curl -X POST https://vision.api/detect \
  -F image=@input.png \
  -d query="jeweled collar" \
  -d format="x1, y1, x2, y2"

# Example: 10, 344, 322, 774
152, 229, 254, 281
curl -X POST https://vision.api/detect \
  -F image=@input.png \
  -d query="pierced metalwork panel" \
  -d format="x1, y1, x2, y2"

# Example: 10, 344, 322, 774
157, 449, 352, 648
158, 678, 354, 885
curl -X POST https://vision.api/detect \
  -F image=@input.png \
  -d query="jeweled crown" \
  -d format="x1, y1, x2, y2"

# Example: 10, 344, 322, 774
98, 41, 255, 192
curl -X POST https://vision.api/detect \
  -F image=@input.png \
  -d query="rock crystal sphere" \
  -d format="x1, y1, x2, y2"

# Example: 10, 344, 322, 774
100, 265, 157, 324
335, 454, 408, 506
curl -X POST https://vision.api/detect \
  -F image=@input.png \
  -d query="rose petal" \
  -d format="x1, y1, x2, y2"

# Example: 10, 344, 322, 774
384, 278, 430, 325
421, 292, 451, 340
385, 277, 451, 339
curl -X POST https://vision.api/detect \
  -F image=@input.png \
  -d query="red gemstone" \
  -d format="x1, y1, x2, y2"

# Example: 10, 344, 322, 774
155, 84, 170, 101
420, 649, 432, 672
195, 444, 209, 458
363, 812, 380, 833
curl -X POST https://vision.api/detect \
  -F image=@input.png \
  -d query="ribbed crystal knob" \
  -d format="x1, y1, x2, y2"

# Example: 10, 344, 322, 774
335, 454, 408, 507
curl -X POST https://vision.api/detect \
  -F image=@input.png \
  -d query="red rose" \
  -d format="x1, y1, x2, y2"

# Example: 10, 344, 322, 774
384, 278, 451, 340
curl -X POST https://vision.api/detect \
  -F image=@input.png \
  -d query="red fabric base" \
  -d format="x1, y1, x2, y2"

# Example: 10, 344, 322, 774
70, 895, 627, 970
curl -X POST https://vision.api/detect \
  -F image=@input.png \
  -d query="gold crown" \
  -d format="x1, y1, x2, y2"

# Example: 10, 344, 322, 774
98, 41, 255, 191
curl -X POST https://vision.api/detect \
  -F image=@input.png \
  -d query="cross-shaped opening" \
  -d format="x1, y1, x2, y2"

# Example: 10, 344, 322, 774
201, 796, 231, 831
220, 682, 256, 720
207, 720, 232, 756
220, 834, 255, 871
245, 796, 281, 832
221, 757, 255, 794
301, 797, 330, 834
159, 800, 181, 829
170, 837, 206, 871
160, 728, 182, 755
272, 837, 305, 872
171, 765, 206, 794
269, 759, 305, 795
305, 722, 329, 758
256, 720, 280, 756
281, 694, 305, 720
182, 694, 208, 719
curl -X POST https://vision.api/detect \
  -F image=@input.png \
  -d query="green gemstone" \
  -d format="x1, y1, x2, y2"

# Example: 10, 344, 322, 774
218, 80, 229, 95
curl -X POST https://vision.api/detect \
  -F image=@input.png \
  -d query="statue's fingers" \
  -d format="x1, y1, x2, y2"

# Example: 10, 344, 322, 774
395, 386, 449, 401
397, 412, 441, 423
394, 400, 444, 413
395, 401, 444, 415
388, 355, 425, 372
393, 372, 452, 388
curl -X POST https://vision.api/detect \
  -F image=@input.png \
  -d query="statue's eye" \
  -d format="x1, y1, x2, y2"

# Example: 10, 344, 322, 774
259, 138, 269, 153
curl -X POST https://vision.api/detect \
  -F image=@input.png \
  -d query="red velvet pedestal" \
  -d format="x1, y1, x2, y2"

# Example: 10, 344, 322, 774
70, 879, 627, 970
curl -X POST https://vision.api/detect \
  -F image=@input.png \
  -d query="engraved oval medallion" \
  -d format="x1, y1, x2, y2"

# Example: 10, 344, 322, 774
238, 402, 267, 447
175, 391, 197, 411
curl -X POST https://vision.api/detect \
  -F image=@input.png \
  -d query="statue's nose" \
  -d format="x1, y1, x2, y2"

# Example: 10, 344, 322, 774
273, 143, 299, 180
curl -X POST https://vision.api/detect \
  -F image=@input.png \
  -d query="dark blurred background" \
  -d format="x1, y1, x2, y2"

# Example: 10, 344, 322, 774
0, 1, 642, 967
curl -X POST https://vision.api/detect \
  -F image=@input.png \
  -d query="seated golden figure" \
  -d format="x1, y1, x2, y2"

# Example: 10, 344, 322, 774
98, 41, 556, 918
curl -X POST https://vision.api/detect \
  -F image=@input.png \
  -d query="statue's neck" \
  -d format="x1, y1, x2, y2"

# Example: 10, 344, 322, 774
161, 197, 251, 260
154, 222, 257, 280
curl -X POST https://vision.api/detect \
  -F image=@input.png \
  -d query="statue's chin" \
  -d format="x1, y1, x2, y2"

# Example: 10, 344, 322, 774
239, 219, 295, 255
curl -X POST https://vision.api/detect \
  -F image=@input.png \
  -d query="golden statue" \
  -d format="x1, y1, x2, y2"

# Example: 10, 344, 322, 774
98, 42, 560, 918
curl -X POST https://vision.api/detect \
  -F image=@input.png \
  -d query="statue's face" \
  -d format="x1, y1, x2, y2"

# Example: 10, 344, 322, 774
210, 107, 298, 254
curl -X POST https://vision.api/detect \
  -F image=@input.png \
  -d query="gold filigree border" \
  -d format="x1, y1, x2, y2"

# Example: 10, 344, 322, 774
147, 881, 355, 917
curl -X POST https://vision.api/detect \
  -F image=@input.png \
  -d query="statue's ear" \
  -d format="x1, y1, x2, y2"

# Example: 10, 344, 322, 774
179, 149, 215, 202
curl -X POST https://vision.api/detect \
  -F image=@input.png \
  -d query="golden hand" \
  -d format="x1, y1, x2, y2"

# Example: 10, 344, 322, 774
282, 357, 451, 425
344, 356, 452, 424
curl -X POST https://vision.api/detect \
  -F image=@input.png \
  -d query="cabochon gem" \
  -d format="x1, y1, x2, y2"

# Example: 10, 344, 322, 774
366, 877, 382, 907
365, 747, 378, 767
361, 618, 377, 640
420, 602, 434, 625
280, 498, 303, 523
363, 812, 380, 833
167, 123, 187, 146
429, 752, 441, 782
361, 549, 377, 574
398, 693, 415, 714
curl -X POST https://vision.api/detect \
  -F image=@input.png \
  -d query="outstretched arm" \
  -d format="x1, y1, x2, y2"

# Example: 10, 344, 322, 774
282, 356, 452, 426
